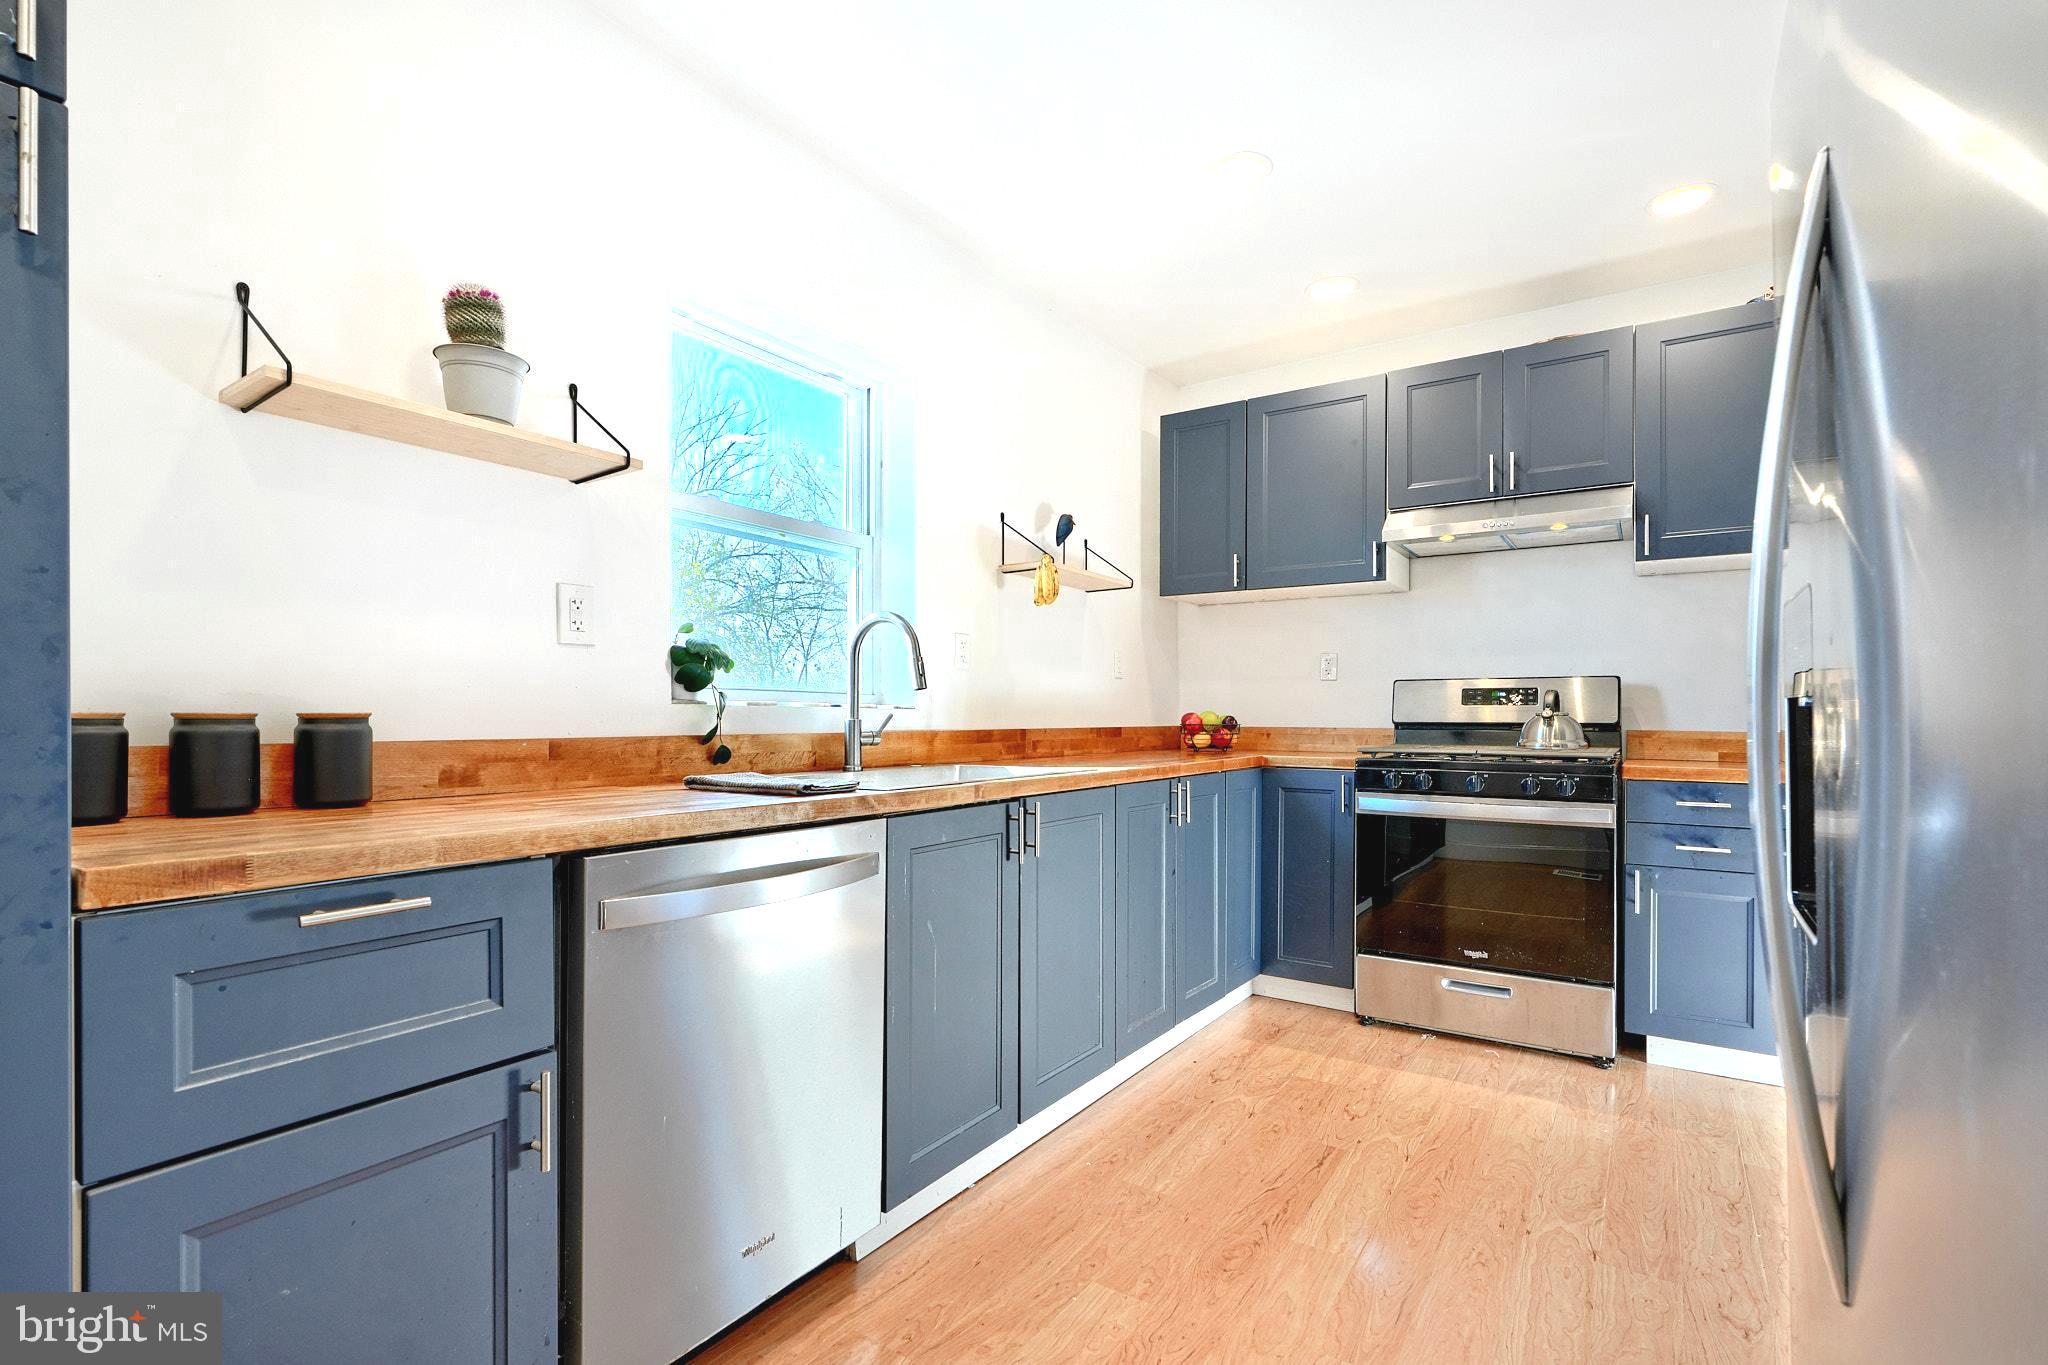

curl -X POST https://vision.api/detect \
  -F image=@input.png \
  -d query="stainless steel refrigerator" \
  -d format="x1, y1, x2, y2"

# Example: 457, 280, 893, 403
1757, 2, 2048, 1359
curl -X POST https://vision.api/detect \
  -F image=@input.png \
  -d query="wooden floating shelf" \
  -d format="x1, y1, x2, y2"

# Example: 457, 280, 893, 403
997, 560, 1132, 593
218, 367, 642, 484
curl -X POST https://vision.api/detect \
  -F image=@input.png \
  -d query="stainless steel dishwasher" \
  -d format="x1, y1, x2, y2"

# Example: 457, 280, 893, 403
564, 820, 886, 1364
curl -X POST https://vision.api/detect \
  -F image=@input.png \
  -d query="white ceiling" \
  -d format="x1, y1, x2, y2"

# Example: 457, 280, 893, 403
594, 0, 1788, 383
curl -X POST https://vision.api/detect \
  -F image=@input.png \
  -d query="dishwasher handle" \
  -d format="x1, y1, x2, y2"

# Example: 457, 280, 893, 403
599, 851, 882, 930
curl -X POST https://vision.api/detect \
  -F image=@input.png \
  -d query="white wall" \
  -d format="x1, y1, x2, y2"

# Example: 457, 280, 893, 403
68, 1, 1175, 742
1170, 268, 1770, 732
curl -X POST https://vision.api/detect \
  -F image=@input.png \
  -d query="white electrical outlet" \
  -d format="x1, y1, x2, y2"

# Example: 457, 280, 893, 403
1318, 652, 1340, 681
557, 583, 595, 646
953, 632, 972, 672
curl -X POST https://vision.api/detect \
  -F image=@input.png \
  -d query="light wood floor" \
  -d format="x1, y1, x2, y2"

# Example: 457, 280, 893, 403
695, 999, 1788, 1364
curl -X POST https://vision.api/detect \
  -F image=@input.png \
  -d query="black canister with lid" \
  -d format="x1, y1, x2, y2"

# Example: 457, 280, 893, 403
71, 714, 130, 826
294, 713, 374, 808
168, 714, 262, 817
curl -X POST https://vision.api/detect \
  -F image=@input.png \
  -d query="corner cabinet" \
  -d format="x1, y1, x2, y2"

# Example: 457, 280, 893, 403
1633, 300, 1779, 570
1259, 768, 1357, 988
87, 1056, 560, 1365
1159, 403, 1247, 595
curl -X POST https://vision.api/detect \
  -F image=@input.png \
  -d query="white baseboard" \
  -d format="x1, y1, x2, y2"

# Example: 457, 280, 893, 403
850, 982, 1255, 1259
1251, 974, 1355, 1013
1646, 1035, 1782, 1086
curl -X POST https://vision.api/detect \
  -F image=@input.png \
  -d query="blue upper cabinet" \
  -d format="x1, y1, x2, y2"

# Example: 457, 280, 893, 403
87, 1055, 559, 1365
1259, 768, 1357, 988
1018, 787, 1117, 1122
1633, 301, 1780, 565
1246, 376, 1389, 588
0, 73, 67, 1290
1, 2, 65, 101
1387, 352, 1504, 510
884, 804, 1019, 1210
1159, 402, 1247, 595
1502, 327, 1635, 496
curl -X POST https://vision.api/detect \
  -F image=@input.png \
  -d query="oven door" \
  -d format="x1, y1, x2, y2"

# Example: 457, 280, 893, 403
1354, 792, 1616, 986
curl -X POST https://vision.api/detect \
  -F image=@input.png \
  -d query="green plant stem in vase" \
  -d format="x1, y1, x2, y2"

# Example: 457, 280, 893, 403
670, 623, 737, 765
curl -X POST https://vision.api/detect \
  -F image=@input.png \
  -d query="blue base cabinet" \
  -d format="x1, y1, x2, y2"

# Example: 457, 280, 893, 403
1223, 769, 1260, 990
1115, 781, 1178, 1057
1259, 769, 1356, 988
1176, 773, 1229, 1021
1019, 788, 1117, 1121
884, 804, 1020, 1210
86, 1054, 560, 1365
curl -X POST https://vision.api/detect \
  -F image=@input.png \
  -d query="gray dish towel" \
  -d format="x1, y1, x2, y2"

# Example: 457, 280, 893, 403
683, 772, 860, 797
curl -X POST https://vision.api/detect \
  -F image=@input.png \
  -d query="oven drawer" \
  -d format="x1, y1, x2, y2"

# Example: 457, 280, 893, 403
1625, 821, 1758, 872
1355, 954, 1615, 1061
1625, 780, 1750, 827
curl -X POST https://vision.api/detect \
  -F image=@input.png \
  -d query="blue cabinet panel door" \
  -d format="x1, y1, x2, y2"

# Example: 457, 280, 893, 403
1633, 301, 1779, 562
1245, 376, 1390, 588
1176, 774, 1228, 1020
884, 804, 1020, 1209
1387, 352, 1504, 510
0, 75, 68, 1289
1159, 403, 1247, 595
1260, 769, 1356, 987
1502, 327, 1635, 496
1, 2, 64, 100
86, 1055, 559, 1365
1019, 787, 1118, 1121
1115, 781, 1177, 1057
1224, 769, 1260, 990
1623, 864, 1775, 1054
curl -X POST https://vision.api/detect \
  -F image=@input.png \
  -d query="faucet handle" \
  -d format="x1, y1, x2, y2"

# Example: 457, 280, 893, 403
859, 709, 896, 747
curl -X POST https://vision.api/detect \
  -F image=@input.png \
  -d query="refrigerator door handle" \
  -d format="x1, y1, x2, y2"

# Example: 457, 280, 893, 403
1747, 144, 1850, 1307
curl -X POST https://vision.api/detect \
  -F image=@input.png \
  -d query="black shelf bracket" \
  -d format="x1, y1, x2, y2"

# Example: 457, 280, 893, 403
233, 281, 294, 413
567, 383, 635, 484
997, 513, 1134, 592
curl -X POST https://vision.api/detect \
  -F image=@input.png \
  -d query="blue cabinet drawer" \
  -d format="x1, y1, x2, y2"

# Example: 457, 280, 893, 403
1625, 820, 1758, 872
79, 860, 555, 1183
1625, 780, 1751, 828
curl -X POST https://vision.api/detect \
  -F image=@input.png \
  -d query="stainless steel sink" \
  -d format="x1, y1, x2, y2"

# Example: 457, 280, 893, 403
842, 763, 1090, 791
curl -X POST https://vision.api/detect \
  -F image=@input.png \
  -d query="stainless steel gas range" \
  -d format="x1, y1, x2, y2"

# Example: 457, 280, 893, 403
1353, 676, 1621, 1065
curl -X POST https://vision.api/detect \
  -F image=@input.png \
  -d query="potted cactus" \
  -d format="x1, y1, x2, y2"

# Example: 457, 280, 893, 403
433, 283, 530, 424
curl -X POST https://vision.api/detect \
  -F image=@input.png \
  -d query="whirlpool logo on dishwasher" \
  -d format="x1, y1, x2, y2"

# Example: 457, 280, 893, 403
740, 1232, 777, 1259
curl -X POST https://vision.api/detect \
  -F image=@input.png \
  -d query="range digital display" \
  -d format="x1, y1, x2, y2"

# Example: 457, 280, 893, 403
1460, 686, 1539, 707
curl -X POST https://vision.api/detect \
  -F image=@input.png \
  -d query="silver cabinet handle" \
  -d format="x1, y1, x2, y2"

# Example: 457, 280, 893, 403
1508, 450, 1518, 491
1747, 144, 1848, 1306
1632, 867, 1643, 914
1007, 803, 1022, 859
16, 87, 38, 236
1640, 511, 1651, 556
1025, 800, 1042, 857
1674, 843, 1735, 855
1231, 552, 1240, 587
17, 0, 35, 61
599, 852, 880, 930
527, 1068, 554, 1174
1370, 541, 1380, 577
1488, 452, 1498, 493
1675, 799, 1734, 810
1441, 978, 1512, 1000
298, 894, 432, 928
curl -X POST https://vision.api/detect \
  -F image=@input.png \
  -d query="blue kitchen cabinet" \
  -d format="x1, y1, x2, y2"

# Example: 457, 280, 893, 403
884, 803, 1020, 1209
1633, 301, 1780, 564
86, 1054, 560, 1365
1622, 863, 1775, 1054
0, 71, 68, 1288
1387, 351, 1504, 510
1260, 768, 1356, 988
1, 1, 64, 100
1018, 787, 1117, 1121
1115, 780, 1177, 1056
1502, 327, 1635, 496
1176, 773, 1228, 1021
1159, 402, 1247, 595
1223, 768, 1260, 990
1245, 376, 1390, 588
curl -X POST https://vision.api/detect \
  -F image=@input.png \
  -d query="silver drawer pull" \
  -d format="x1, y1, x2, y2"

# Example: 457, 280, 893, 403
527, 1068, 554, 1174
17, 0, 35, 61
1674, 799, 1734, 810
16, 87, 38, 235
1440, 978, 1513, 1000
297, 894, 433, 927
1674, 843, 1735, 855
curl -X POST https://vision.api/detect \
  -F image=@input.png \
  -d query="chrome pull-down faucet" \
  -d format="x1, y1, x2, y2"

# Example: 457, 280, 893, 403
844, 612, 929, 772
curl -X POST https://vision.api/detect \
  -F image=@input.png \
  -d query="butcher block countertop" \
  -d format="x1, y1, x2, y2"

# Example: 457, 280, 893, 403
71, 748, 1352, 911
1620, 730, 1749, 785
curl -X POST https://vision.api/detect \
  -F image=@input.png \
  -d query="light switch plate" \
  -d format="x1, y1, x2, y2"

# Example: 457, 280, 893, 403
557, 583, 595, 646
1318, 652, 1339, 681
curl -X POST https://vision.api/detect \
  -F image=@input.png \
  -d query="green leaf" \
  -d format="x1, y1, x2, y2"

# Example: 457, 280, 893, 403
677, 622, 694, 635
677, 663, 715, 692
700, 725, 719, 743
669, 645, 692, 669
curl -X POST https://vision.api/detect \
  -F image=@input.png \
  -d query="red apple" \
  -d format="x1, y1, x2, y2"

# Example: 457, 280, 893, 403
1181, 711, 1204, 733
1212, 729, 1236, 750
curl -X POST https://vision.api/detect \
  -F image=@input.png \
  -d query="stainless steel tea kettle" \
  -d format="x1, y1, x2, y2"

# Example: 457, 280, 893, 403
1518, 688, 1589, 750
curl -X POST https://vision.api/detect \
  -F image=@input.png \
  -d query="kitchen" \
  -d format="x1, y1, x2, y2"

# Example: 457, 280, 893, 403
4, 1, 2043, 1362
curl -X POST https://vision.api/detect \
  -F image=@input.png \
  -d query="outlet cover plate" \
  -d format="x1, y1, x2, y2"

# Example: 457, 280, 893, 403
557, 583, 595, 646
1318, 652, 1339, 681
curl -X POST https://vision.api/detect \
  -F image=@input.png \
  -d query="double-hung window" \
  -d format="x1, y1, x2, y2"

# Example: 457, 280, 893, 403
668, 315, 876, 701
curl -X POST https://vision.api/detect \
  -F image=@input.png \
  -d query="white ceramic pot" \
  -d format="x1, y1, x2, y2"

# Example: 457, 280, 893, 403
434, 343, 530, 424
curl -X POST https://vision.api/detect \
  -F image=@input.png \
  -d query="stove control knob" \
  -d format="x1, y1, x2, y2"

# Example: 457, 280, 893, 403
1464, 774, 1487, 794
1411, 772, 1434, 792
1381, 770, 1402, 790
1556, 777, 1580, 798
1519, 776, 1543, 796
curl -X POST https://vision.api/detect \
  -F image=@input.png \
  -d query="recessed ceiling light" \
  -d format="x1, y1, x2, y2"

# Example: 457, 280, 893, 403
1306, 275, 1358, 302
1768, 162, 1799, 192
1649, 183, 1716, 218
1212, 150, 1274, 184
1437, 533, 1457, 543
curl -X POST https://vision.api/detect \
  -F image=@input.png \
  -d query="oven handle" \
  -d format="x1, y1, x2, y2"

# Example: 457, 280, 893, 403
1352, 790, 1614, 828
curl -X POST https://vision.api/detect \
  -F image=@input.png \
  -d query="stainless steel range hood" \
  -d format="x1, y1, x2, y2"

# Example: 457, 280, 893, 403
1381, 488, 1634, 557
